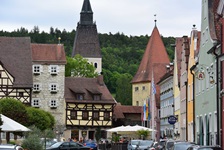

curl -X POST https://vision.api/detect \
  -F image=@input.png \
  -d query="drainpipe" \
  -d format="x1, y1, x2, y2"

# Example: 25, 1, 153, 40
190, 64, 197, 143
185, 81, 188, 141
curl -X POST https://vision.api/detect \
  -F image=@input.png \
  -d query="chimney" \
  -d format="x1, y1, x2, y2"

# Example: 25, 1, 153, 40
97, 75, 104, 86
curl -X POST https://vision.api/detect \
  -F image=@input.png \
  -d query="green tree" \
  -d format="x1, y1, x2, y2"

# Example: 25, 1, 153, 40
136, 129, 150, 140
0, 98, 28, 125
115, 73, 133, 105
65, 55, 98, 78
26, 107, 52, 131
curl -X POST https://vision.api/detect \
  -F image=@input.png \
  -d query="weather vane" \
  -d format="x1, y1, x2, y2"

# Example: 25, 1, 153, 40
154, 14, 157, 25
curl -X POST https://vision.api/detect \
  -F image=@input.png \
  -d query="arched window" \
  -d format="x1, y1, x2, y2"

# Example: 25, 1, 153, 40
94, 63, 97, 68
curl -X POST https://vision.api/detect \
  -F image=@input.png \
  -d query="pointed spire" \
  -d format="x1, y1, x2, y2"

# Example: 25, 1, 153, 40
80, 0, 93, 25
154, 14, 157, 27
81, 0, 93, 13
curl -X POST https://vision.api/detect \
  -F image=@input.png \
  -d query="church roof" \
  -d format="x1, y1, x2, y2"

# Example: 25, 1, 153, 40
131, 25, 170, 84
72, 0, 101, 58
81, 0, 93, 13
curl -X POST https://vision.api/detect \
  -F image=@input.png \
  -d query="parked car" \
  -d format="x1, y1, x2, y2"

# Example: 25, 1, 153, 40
187, 145, 222, 150
0, 144, 24, 150
171, 142, 196, 150
127, 139, 142, 150
165, 139, 175, 150
84, 139, 98, 150
151, 141, 164, 150
159, 139, 168, 150
46, 141, 92, 150
136, 140, 154, 150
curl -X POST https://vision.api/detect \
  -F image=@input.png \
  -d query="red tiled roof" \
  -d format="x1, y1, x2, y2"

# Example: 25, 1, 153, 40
113, 105, 142, 119
31, 44, 66, 64
131, 26, 170, 83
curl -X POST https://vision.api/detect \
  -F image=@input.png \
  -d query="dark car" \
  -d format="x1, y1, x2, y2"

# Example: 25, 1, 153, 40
187, 145, 222, 150
84, 140, 98, 150
136, 140, 154, 150
46, 141, 92, 150
171, 142, 195, 150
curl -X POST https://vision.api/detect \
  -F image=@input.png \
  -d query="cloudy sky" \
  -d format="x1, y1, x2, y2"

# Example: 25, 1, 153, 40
1, 0, 201, 37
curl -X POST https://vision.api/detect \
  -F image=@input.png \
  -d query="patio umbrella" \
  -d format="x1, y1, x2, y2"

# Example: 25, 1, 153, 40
0, 114, 31, 132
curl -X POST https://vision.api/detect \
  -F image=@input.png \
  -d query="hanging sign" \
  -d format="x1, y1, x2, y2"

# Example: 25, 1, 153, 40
168, 115, 177, 125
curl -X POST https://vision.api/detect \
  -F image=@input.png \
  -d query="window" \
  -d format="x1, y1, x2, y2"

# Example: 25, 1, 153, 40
82, 111, 88, 120
49, 83, 58, 93
32, 98, 40, 107
19, 92, 23, 97
135, 87, 139, 91
50, 99, 57, 108
104, 112, 110, 121
70, 111, 77, 120
76, 94, 84, 100
33, 83, 41, 92
93, 95, 100, 100
33, 65, 41, 74
136, 101, 139, 106
49, 65, 58, 75
0, 72, 1, 78
142, 86, 145, 90
94, 63, 97, 68
93, 112, 99, 120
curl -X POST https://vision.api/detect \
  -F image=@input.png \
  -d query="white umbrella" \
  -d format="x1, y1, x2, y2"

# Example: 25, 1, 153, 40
106, 125, 126, 132
130, 125, 156, 132
0, 114, 31, 132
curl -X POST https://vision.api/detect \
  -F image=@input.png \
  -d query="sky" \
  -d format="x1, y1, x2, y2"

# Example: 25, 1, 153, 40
0, 0, 201, 37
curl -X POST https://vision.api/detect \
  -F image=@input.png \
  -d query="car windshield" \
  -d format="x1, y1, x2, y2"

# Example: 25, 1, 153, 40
49, 142, 63, 148
139, 140, 153, 146
174, 143, 193, 150
131, 140, 141, 145
167, 141, 174, 148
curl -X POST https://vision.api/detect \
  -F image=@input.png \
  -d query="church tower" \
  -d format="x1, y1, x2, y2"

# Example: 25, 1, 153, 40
72, 0, 102, 74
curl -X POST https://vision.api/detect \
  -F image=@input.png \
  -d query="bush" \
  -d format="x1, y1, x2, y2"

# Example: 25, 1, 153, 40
22, 134, 43, 150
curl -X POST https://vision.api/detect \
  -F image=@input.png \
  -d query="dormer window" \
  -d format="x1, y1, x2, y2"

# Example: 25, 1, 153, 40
19, 92, 23, 97
93, 95, 100, 100
33, 65, 41, 75
49, 65, 58, 75
76, 94, 84, 100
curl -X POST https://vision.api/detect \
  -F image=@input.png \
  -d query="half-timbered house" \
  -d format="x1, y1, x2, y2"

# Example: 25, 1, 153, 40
64, 75, 116, 141
0, 37, 33, 104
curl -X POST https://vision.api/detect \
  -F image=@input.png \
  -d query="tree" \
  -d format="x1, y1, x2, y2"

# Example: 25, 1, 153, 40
115, 73, 133, 105
0, 98, 28, 125
65, 55, 98, 78
136, 129, 150, 140
26, 107, 53, 131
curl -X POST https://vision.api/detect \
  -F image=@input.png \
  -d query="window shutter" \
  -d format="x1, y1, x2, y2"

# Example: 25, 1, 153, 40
48, 66, 51, 73
40, 65, 43, 73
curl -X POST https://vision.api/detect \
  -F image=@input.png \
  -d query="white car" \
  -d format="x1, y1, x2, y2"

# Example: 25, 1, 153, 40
0, 144, 24, 150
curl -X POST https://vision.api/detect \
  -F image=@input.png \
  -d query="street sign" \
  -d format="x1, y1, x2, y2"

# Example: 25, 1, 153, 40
168, 115, 177, 125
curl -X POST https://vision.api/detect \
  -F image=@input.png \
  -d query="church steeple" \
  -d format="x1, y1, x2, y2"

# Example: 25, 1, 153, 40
80, 0, 93, 25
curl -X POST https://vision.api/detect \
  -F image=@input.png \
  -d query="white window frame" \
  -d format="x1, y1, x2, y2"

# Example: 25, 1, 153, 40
32, 98, 40, 107
49, 99, 57, 108
49, 65, 59, 75
49, 83, 58, 93
33, 83, 41, 92
33, 65, 42, 75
